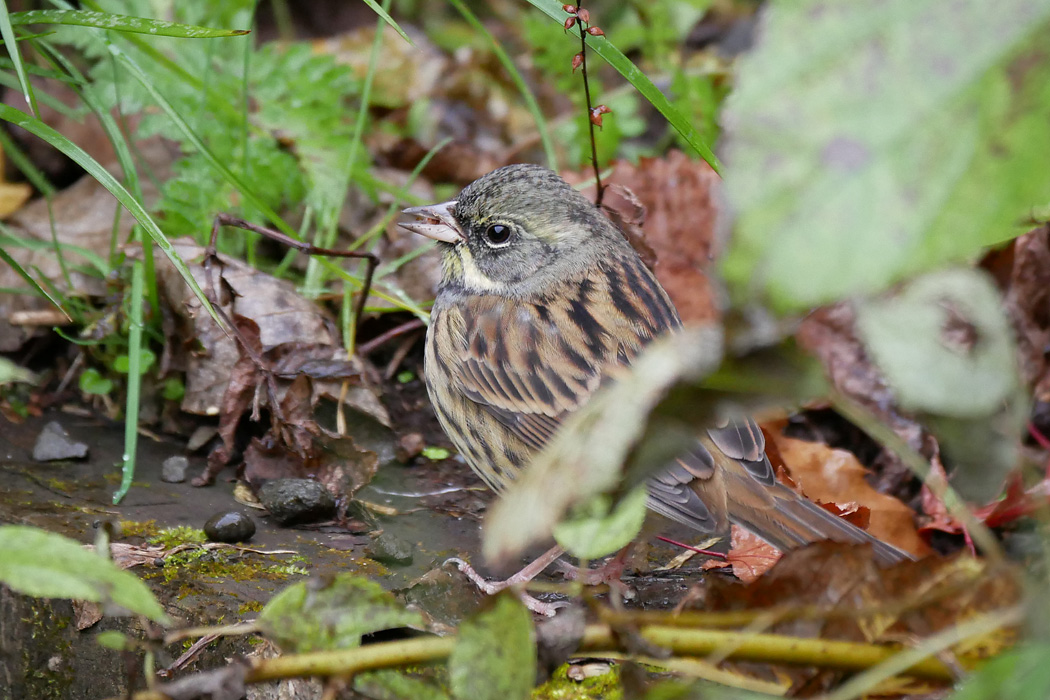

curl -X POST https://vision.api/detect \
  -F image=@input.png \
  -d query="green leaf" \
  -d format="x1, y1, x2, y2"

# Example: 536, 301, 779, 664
113, 348, 156, 375
721, 0, 1050, 311
855, 268, 1023, 500
10, 10, 249, 38
449, 594, 536, 700
0, 525, 169, 624
258, 574, 423, 653
524, 0, 720, 174
554, 485, 648, 559
421, 446, 450, 461
78, 367, 114, 396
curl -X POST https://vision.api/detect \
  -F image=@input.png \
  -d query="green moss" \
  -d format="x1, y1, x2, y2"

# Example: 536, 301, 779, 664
118, 519, 159, 538
533, 662, 622, 700
21, 599, 76, 699
239, 600, 265, 615
156, 546, 308, 586
148, 525, 207, 548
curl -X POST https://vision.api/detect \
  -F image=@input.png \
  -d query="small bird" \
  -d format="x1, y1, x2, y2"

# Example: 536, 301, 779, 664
400, 164, 907, 570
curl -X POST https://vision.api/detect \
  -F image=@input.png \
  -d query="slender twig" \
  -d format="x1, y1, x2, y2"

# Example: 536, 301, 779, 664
574, 1, 605, 207
356, 318, 425, 356
656, 535, 728, 560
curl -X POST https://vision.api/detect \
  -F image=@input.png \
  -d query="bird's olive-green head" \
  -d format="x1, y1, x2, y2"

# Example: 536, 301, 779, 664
399, 164, 625, 296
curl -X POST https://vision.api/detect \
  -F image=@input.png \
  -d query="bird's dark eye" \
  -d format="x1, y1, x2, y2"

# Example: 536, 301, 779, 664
484, 224, 512, 245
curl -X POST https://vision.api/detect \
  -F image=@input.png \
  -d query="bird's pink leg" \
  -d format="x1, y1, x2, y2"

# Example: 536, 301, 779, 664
445, 545, 568, 616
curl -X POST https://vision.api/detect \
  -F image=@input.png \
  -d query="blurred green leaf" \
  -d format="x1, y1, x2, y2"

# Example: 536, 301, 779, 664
113, 348, 155, 375
554, 485, 648, 559
0, 525, 169, 624
855, 269, 1024, 500
952, 644, 1050, 700
259, 574, 422, 653
449, 594, 535, 700
721, 0, 1050, 311
161, 377, 185, 401
78, 367, 113, 395
10, 10, 248, 37
95, 630, 130, 651
354, 670, 451, 700
856, 269, 1018, 418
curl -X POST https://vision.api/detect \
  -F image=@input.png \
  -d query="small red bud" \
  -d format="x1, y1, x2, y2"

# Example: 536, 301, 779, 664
589, 104, 612, 127
564, 15, 576, 30
571, 52, 584, 72
577, 8, 590, 23
586, 26, 604, 36
562, 4, 576, 13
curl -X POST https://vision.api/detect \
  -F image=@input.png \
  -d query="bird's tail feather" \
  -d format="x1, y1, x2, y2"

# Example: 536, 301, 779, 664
728, 483, 911, 567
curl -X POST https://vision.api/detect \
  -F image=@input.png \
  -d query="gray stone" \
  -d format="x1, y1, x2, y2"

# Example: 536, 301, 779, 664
32, 421, 88, 462
367, 530, 413, 566
258, 479, 335, 525
160, 455, 189, 483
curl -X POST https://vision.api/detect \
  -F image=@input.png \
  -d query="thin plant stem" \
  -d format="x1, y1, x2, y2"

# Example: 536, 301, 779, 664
575, 1, 604, 206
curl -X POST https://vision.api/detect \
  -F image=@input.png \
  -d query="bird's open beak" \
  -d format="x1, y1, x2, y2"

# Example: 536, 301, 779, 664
398, 201, 464, 244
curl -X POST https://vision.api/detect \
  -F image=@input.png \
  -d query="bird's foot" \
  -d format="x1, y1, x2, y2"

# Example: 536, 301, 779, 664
444, 546, 569, 617
554, 554, 636, 600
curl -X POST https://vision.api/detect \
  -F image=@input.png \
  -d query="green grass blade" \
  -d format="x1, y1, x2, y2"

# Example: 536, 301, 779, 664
0, 103, 223, 329
10, 10, 248, 38
447, 0, 557, 171
0, 245, 70, 315
113, 258, 144, 504
360, 0, 413, 46
0, 0, 39, 116
525, 0, 721, 174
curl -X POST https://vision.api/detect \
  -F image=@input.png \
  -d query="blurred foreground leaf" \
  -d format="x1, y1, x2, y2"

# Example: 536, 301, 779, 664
722, 0, 1050, 311
952, 644, 1050, 700
259, 574, 422, 652
856, 268, 1024, 501
449, 594, 535, 700
554, 485, 649, 560
0, 525, 169, 624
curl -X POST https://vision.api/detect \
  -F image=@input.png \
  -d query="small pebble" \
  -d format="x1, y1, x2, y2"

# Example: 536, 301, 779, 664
204, 511, 256, 543
367, 530, 413, 566
161, 455, 189, 483
258, 479, 336, 525
32, 421, 89, 461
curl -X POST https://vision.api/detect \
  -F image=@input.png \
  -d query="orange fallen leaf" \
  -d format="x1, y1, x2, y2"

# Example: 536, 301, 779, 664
766, 427, 931, 559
